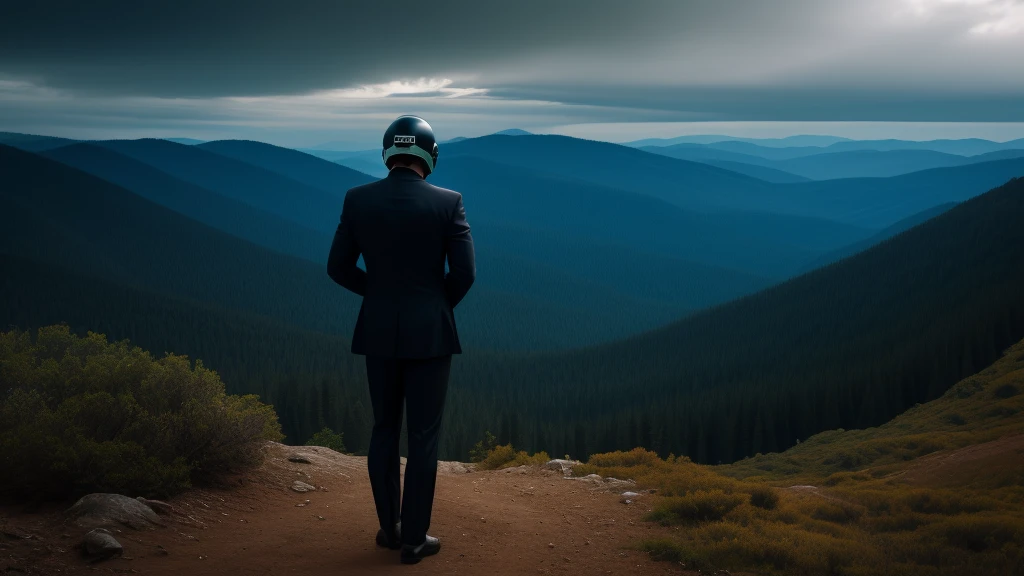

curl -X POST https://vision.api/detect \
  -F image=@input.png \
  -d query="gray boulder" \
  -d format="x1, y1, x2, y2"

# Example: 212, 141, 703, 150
291, 480, 317, 493
81, 528, 123, 562
67, 493, 163, 530
543, 459, 581, 475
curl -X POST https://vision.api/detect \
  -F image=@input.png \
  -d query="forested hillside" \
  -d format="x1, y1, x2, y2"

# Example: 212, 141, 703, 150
444, 176, 1024, 462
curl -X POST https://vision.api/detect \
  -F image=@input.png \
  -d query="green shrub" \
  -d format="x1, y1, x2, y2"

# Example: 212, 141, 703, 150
0, 325, 283, 500
647, 490, 746, 525
475, 443, 550, 470
305, 427, 346, 453
749, 486, 779, 510
468, 431, 498, 463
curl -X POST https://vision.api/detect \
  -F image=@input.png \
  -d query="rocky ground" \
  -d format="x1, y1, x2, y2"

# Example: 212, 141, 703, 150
0, 442, 690, 575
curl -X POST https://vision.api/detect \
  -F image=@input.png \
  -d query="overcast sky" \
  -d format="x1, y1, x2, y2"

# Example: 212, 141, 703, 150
2, 0, 1023, 148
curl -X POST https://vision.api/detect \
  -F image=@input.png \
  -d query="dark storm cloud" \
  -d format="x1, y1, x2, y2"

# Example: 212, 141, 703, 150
0, 0, 722, 97
2, 0, 1023, 130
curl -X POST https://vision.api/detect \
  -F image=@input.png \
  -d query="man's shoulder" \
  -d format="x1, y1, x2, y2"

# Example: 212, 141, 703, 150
422, 181, 462, 204
342, 179, 383, 203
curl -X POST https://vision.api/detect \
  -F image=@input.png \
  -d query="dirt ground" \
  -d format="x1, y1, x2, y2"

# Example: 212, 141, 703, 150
0, 443, 689, 575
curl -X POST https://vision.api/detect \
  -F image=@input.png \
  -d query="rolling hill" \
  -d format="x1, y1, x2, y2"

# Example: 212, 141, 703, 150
0, 131, 79, 152
645, 143, 1024, 180
767, 158, 1024, 226
197, 139, 374, 196
693, 159, 810, 183
442, 134, 775, 212
88, 138, 345, 233
624, 134, 853, 148
42, 143, 332, 263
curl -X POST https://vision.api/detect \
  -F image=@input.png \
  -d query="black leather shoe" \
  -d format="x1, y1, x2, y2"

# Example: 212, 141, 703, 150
375, 522, 401, 550
400, 535, 441, 564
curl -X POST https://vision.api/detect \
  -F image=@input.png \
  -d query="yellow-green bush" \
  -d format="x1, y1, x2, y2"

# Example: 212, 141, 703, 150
647, 490, 746, 525
0, 325, 283, 499
474, 443, 550, 470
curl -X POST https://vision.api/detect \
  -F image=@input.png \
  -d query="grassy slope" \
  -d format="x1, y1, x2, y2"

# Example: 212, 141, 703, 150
723, 338, 1024, 484
575, 339, 1024, 575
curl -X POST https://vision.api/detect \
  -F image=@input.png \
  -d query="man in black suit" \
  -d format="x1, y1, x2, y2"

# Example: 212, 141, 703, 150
327, 115, 475, 565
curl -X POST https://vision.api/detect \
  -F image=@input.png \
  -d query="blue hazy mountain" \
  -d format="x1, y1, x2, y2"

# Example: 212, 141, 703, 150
431, 154, 869, 278
162, 137, 205, 145
198, 139, 375, 196
683, 159, 810, 183
625, 134, 853, 148
773, 149, 986, 180
443, 134, 777, 212
645, 142, 1024, 180
444, 134, 1024, 227
185, 141, 781, 308
90, 138, 345, 233
493, 129, 533, 136
798, 202, 957, 272
0, 131, 79, 152
42, 143, 332, 263
823, 138, 1024, 156
182, 140, 783, 310
199, 136, 864, 279
299, 148, 389, 177
767, 158, 1024, 227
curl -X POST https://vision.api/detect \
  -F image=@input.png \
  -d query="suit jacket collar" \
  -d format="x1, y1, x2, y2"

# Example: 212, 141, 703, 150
387, 167, 425, 181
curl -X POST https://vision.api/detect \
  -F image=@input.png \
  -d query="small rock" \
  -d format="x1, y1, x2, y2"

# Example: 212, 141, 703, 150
82, 528, 123, 562
543, 459, 581, 476
287, 454, 312, 464
291, 481, 316, 493
548, 543, 555, 548
621, 491, 640, 498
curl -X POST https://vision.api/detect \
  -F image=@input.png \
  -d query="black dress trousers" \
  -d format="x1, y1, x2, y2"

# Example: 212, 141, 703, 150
364, 354, 451, 546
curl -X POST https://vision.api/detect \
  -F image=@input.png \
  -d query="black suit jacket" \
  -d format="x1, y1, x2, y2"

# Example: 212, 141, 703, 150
327, 167, 476, 358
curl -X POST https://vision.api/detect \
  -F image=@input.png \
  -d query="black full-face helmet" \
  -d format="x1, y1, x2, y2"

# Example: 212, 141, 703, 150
382, 115, 439, 175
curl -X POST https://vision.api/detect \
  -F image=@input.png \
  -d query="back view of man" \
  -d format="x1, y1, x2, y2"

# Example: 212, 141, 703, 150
327, 115, 475, 564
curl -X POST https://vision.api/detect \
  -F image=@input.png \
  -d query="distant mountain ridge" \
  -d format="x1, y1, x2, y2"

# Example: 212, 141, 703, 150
197, 139, 374, 196
626, 134, 853, 148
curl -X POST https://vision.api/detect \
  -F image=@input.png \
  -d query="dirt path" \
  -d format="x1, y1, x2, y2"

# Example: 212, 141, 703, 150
1, 443, 684, 575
